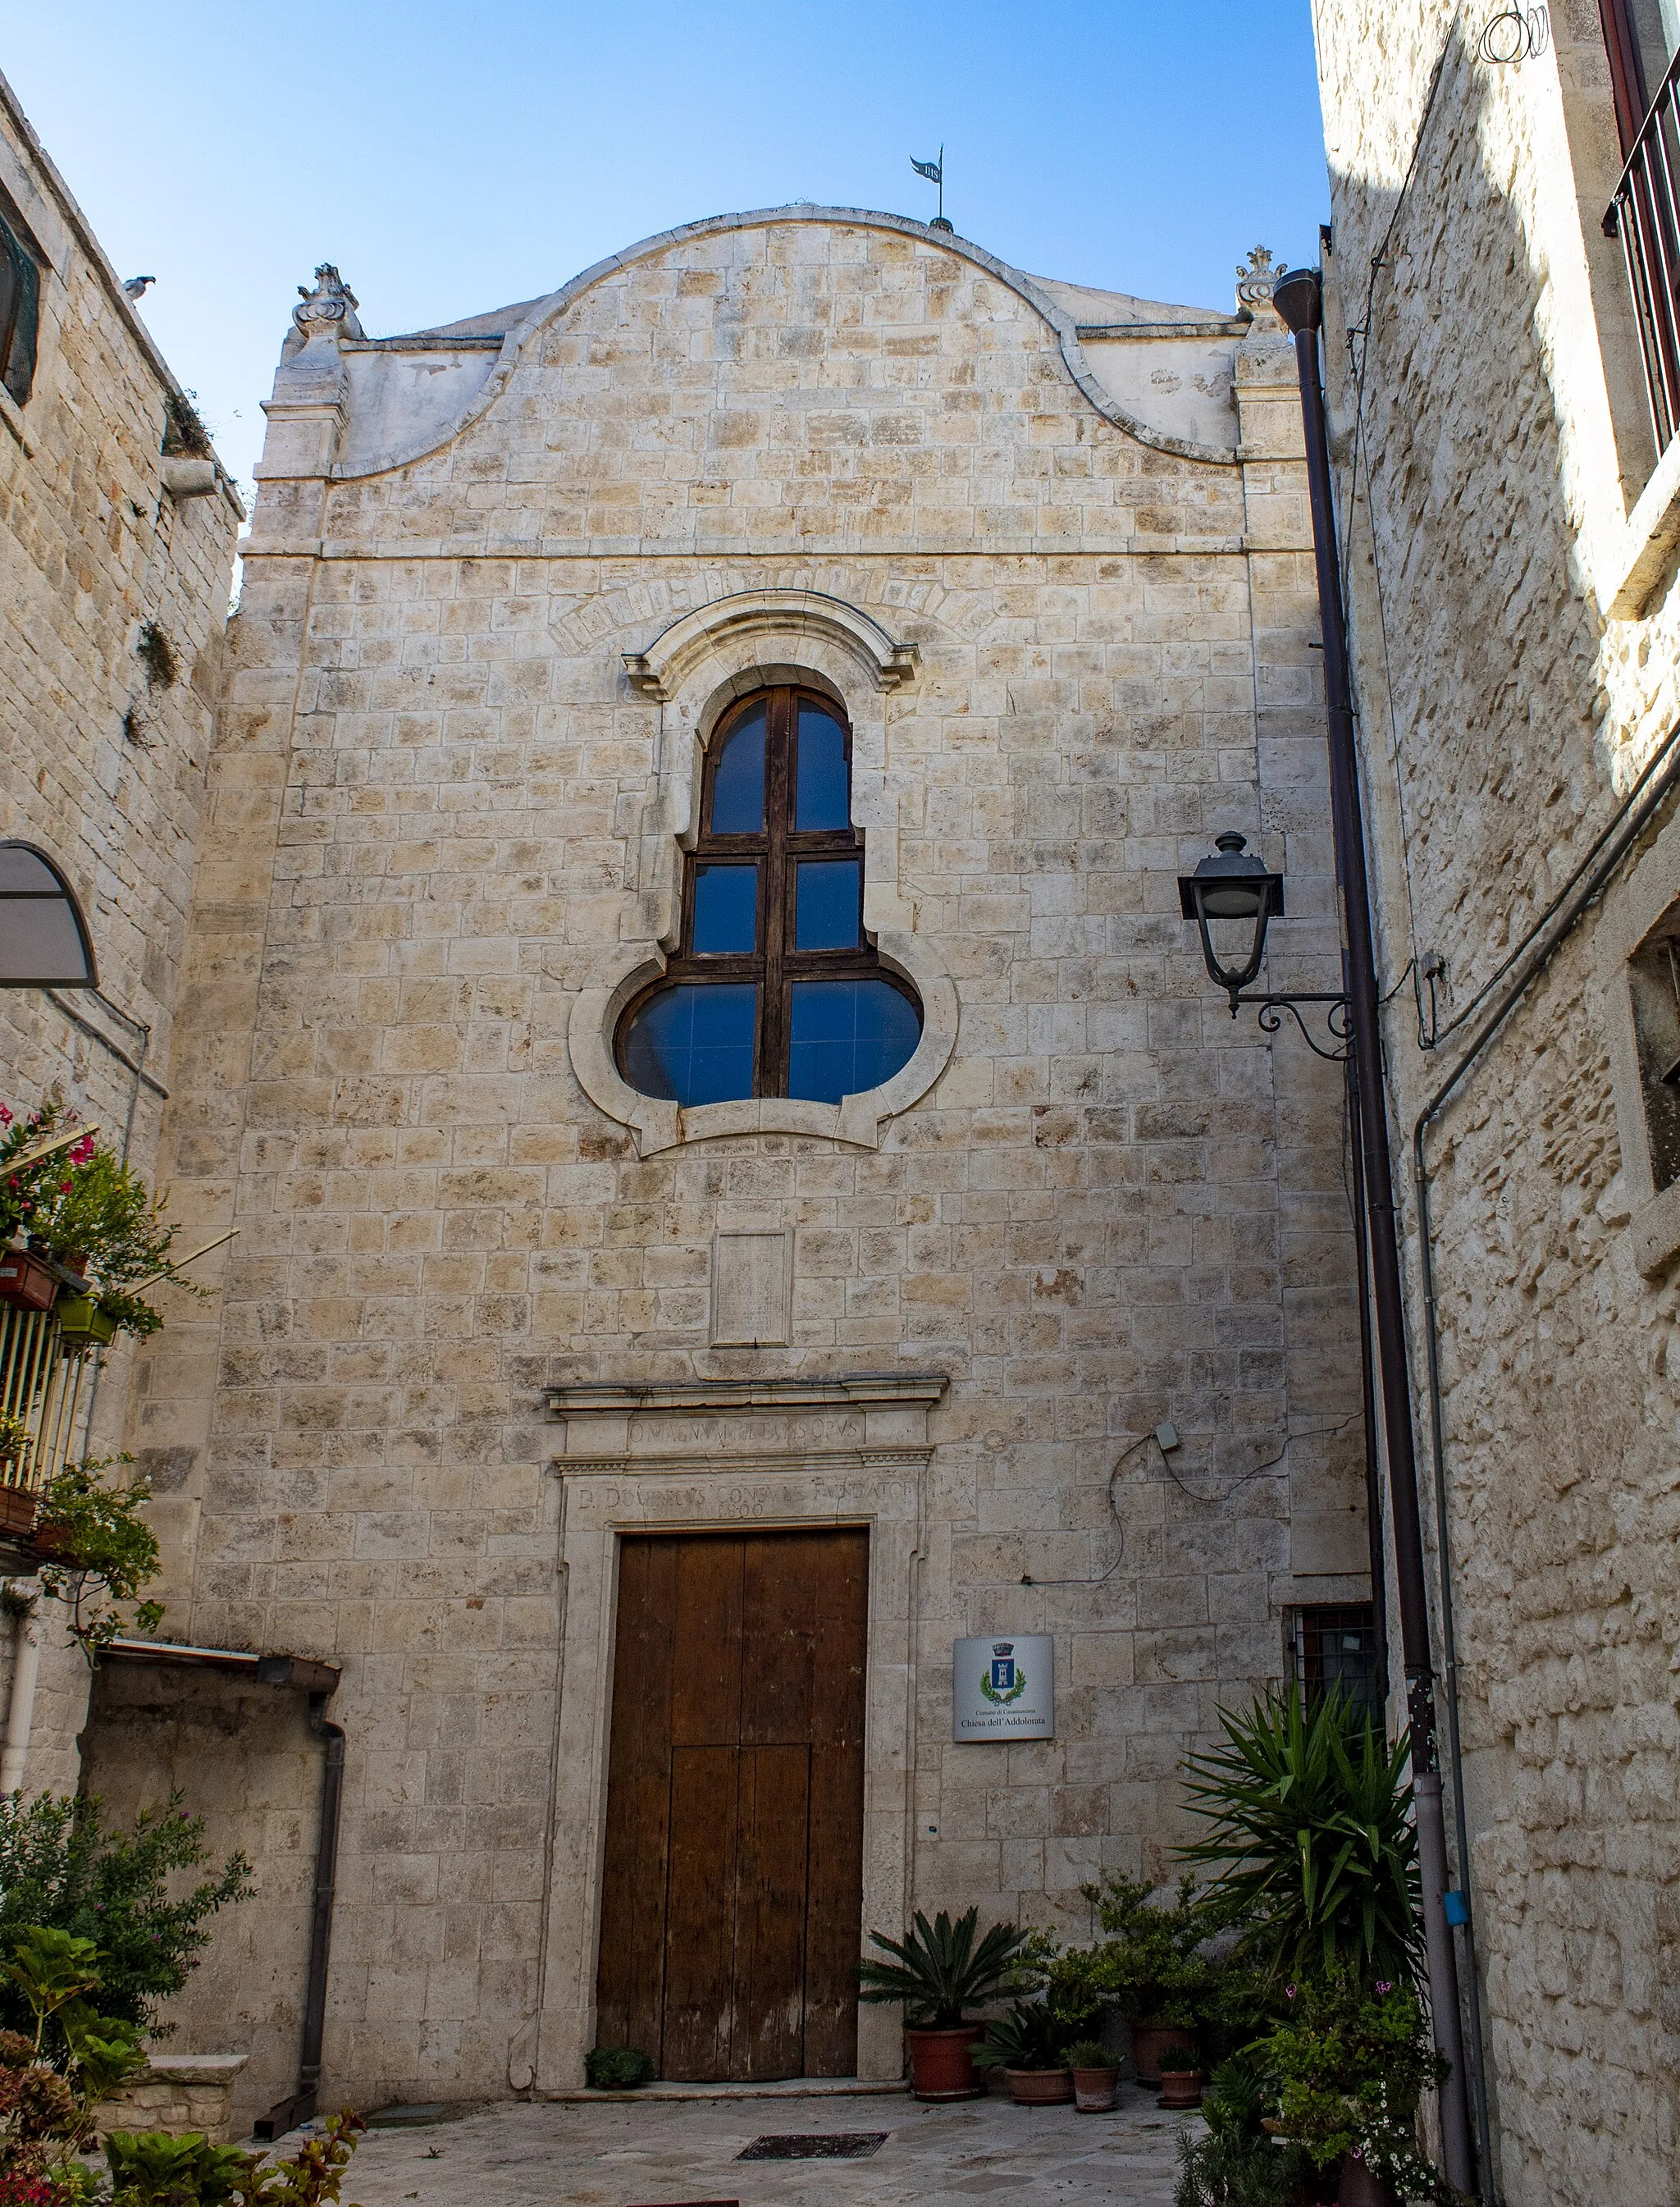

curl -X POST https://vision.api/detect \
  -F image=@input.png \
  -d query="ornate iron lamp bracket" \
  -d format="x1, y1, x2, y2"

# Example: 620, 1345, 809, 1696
1230, 989, 1352, 1061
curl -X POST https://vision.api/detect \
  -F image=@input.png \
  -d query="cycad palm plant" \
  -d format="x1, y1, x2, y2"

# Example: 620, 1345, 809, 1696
857, 1908, 1034, 2027
1179, 1686, 1421, 1988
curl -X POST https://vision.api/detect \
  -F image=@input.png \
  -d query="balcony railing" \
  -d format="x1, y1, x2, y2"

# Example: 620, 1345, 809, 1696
0, 1300, 99, 1520
1606, 48, 1680, 460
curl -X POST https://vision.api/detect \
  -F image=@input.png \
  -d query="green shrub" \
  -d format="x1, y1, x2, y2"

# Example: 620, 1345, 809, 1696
0, 1795, 251, 2036
33, 1458, 164, 1654
584, 2045, 654, 2090
1258, 1970, 1448, 2194
1071, 1875, 1221, 2028
1156, 2046, 1202, 2072
1180, 1687, 1422, 1989
1175, 2054, 1313, 2207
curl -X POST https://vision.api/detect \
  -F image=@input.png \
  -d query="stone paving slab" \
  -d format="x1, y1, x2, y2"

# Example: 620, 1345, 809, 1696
341, 2084, 1190, 2205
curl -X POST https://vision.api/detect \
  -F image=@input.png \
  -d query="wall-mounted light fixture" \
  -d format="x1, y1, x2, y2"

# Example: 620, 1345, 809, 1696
1176, 834, 1349, 1058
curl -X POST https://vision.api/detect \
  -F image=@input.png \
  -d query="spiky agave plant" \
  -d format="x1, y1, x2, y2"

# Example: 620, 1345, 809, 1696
1179, 1686, 1422, 1989
856, 1907, 1034, 2027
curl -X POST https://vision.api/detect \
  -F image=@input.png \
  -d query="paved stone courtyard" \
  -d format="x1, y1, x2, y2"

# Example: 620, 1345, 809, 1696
340, 2086, 1188, 2205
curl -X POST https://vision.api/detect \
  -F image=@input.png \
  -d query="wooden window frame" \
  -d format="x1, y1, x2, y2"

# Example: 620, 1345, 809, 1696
617, 685, 919, 1100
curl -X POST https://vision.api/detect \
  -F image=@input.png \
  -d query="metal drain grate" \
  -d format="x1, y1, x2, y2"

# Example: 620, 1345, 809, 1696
737, 2132, 890, 2161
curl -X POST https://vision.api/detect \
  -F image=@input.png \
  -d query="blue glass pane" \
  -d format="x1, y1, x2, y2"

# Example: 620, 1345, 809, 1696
788, 979, 921, 1104
796, 705, 850, 829
692, 862, 757, 953
621, 983, 756, 1106
710, 705, 766, 832
794, 858, 861, 950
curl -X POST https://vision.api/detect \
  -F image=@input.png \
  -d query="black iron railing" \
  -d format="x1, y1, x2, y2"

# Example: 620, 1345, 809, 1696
1606, 48, 1680, 460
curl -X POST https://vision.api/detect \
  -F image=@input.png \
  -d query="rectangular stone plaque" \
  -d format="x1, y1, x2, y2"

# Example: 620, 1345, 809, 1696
952, 1634, 1054, 1741
711, 1227, 792, 1346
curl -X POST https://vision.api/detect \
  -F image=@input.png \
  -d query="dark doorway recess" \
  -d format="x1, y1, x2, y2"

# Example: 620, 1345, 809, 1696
595, 1528, 869, 2081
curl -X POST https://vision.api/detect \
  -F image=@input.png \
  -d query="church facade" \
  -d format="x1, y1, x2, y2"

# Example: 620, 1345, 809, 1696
103, 208, 1372, 2122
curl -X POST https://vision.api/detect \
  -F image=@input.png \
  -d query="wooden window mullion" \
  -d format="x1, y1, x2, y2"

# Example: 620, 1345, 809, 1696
760, 691, 793, 1096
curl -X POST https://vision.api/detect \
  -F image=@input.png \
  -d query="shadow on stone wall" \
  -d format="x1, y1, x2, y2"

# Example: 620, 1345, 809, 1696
1324, 23, 1680, 2207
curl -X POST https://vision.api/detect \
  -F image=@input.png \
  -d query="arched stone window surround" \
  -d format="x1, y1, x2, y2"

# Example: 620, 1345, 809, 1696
568, 592, 957, 1156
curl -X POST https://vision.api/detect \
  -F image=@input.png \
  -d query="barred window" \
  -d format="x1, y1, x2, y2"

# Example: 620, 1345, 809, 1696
619, 688, 921, 1108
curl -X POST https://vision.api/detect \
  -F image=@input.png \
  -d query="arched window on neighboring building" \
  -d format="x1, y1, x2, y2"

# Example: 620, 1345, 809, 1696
618, 687, 922, 1108
0, 199, 40, 409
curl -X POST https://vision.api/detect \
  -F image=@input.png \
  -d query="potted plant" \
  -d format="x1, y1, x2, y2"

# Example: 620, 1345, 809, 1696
0, 1101, 203, 1348
0, 1416, 34, 1538
1061, 2037, 1121, 2113
858, 1908, 1035, 2101
972, 2000, 1075, 2104
1258, 1972, 1450, 2207
1155, 2045, 1203, 2109
1180, 1685, 1422, 1990
1174, 2054, 1315, 2207
1076, 1873, 1215, 2083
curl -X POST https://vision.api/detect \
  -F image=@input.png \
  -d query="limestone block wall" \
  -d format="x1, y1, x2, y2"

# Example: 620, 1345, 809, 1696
1312, 5, 1680, 2201
126, 210, 1369, 2108
0, 73, 239, 1800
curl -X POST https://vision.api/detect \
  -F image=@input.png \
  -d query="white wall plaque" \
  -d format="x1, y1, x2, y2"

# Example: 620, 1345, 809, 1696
952, 1634, 1054, 1741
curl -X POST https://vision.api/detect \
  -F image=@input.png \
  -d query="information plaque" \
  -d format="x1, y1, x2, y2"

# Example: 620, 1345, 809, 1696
952, 1634, 1054, 1741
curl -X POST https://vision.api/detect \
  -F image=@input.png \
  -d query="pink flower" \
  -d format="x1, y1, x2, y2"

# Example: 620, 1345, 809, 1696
0, 1105, 11, 1124
1376, 1981, 1391, 1994
1285, 1985, 1296, 1998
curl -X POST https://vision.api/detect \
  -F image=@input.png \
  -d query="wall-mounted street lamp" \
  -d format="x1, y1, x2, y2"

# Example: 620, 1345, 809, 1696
1176, 834, 1349, 1058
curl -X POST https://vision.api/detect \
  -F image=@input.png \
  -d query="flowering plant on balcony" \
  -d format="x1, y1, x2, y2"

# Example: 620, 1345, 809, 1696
0, 1101, 202, 1341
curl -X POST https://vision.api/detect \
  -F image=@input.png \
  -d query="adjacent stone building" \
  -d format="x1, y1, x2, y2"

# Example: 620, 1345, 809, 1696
0, 67, 240, 1792
1310, 2, 1680, 2201
83, 207, 1384, 2126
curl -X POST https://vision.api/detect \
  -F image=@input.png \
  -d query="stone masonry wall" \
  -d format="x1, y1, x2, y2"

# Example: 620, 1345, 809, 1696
1314, 5, 1680, 2201
127, 212, 1369, 2112
0, 73, 239, 1798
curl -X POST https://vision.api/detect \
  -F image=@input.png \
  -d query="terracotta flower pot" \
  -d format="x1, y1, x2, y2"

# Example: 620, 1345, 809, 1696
0, 1250, 57, 1313
0, 1483, 36, 1538
1156, 2066, 1203, 2109
1336, 2151, 1399, 2207
1004, 2067, 1075, 2105
905, 2024, 985, 2101
1070, 2063, 1121, 2112
1128, 2022, 1198, 2085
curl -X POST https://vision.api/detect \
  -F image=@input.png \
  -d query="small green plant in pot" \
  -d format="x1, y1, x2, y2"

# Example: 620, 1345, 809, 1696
1061, 2037, 1121, 2115
858, 1909, 1037, 2102
973, 2000, 1075, 2105
1154, 2043, 1204, 2111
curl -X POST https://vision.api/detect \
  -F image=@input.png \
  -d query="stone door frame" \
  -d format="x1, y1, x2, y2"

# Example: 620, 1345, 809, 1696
529, 1373, 946, 2092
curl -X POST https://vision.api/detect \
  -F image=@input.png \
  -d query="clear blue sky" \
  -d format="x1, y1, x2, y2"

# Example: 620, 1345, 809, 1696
3, 3, 1329, 507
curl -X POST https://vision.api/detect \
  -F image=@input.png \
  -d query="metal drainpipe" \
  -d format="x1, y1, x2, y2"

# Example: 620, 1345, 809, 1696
1270, 263, 1476, 2197
0, 1582, 43, 1795
254, 1688, 345, 2141
1344, 1044, 1390, 1705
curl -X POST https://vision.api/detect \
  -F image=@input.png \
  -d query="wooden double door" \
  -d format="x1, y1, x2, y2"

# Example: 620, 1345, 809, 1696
595, 1528, 868, 2081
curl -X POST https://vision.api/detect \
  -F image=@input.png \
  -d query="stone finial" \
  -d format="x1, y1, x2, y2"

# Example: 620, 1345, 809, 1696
1235, 244, 1282, 325
293, 264, 363, 343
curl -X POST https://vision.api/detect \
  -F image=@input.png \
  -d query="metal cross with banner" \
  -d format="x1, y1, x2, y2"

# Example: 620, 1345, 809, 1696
910, 147, 948, 230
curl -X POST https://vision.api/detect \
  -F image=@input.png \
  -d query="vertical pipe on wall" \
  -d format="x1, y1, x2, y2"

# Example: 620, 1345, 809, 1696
0, 1583, 43, 1795
1270, 263, 1476, 2198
